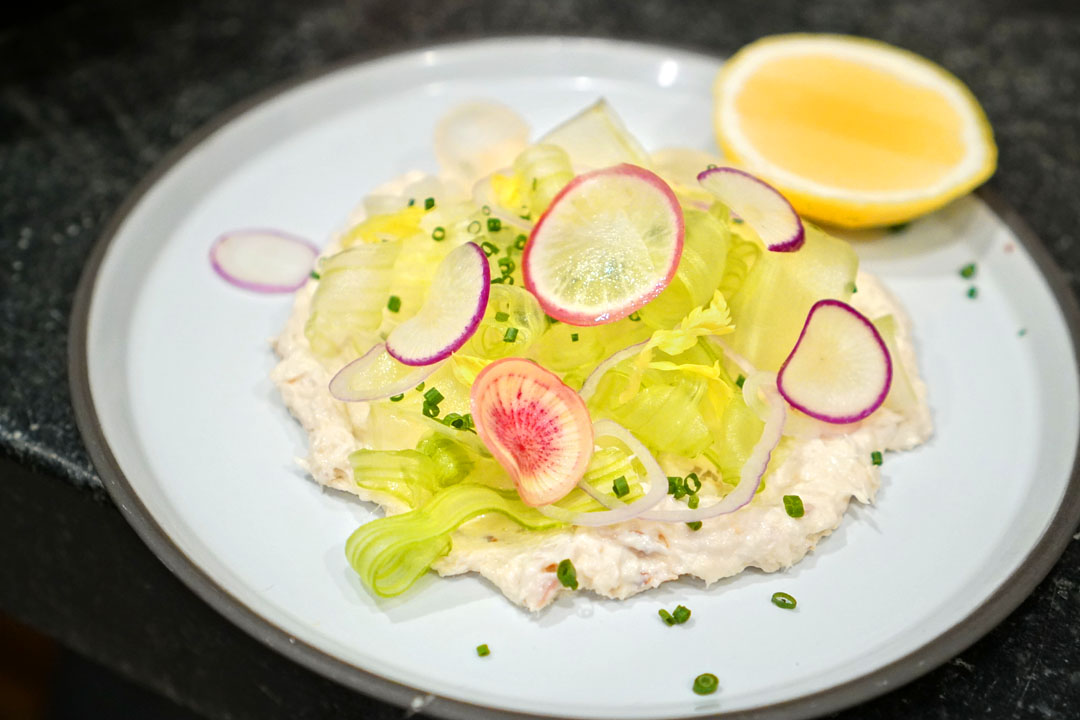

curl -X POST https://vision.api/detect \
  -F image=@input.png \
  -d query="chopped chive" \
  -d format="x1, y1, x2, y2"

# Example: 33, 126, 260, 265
692, 673, 719, 695
871, 450, 883, 466
514, 235, 527, 250
481, 205, 491, 215
556, 559, 578, 590
309, 270, 321, 280
771, 591, 797, 610
967, 285, 978, 299
612, 475, 630, 498
415, 382, 425, 392
495, 311, 510, 322
685, 473, 701, 494
476, 644, 490, 657
571, 333, 579, 342
422, 404, 440, 418
498, 257, 515, 275
687, 521, 702, 531
503, 327, 519, 342
532, 177, 538, 190
667, 476, 683, 495
519, 213, 531, 221
387, 295, 402, 313
545, 315, 560, 325
463, 413, 474, 429
628, 311, 641, 322
468, 220, 482, 234
443, 413, 466, 429
783, 495, 804, 518
389, 393, 404, 402
487, 218, 501, 232
432, 226, 446, 241
407, 198, 415, 207
424, 197, 435, 210
672, 605, 691, 624
687, 494, 700, 509
423, 387, 444, 405
706, 164, 718, 170
659, 609, 676, 626
480, 240, 498, 256
852, 284, 858, 293
887, 223, 910, 234
503, 276, 515, 285
1018, 328, 1028, 337
959, 262, 977, 279
490, 276, 505, 284
735, 374, 745, 388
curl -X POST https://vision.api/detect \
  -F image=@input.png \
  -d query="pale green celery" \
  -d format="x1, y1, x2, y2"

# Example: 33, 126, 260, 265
415, 433, 474, 486
639, 208, 731, 330
345, 483, 562, 597
710, 392, 764, 486
513, 144, 574, 216
305, 241, 401, 358
872, 315, 919, 416
464, 285, 546, 360
350, 449, 441, 509
726, 223, 858, 372
538, 99, 652, 171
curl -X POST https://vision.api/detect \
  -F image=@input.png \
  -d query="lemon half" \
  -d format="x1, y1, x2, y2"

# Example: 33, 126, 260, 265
714, 34, 997, 228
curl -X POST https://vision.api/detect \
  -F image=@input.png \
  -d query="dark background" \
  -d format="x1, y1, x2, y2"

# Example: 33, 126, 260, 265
2, 0, 1079, 718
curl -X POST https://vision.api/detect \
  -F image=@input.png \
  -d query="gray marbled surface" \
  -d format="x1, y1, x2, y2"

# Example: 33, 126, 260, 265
1, 0, 1079, 717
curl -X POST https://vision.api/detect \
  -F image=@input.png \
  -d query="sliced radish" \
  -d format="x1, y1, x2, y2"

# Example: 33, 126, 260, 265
470, 358, 593, 506
697, 167, 805, 252
434, 101, 529, 187
777, 299, 893, 424
385, 242, 490, 366
523, 164, 684, 325
328, 343, 443, 402
210, 229, 318, 293
538, 419, 670, 526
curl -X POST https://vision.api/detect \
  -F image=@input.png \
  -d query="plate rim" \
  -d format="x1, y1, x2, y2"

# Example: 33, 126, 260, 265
68, 35, 1080, 720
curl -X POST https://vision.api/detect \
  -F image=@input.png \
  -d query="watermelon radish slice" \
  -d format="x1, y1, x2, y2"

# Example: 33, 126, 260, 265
470, 358, 593, 506
522, 164, 684, 326
210, 229, 318, 292
697, 167, 805, 252
777, 299, 893, 424
328, 343, 443, 403
385, 242, 490, 366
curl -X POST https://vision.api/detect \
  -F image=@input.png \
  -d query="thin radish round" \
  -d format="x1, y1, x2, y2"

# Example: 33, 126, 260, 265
385, 241, 490, 366
697, 167, 805, 252
434, 101, 530, 187
209, 229, 318, 292
470, 358, 594, 507
328, 343, 443, 402
777, 299, 893, 424
522, 164, 684, 326
537, 419, 670, 526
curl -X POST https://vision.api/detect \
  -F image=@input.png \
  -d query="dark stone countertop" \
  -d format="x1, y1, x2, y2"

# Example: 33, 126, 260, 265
1, 0, 1079, 718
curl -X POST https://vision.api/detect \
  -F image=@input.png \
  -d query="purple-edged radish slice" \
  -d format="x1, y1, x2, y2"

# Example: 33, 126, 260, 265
210, 229, 319, 292
523, 164, 684, 326
697, 167, 805, 252
470, 358, 594, 506
385, 242, 491, 366
329, 343, 443, 402
777, 299, 893, 424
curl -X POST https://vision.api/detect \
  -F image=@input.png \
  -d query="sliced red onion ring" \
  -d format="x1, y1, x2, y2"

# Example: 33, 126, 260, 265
578, 341, 648, 401
538, 419, 668, 527
637, 383, 786, 522
329, 343, 444, 402
697, 167, 805, 252
210, 229, 319, 293
385, 242, 491, 366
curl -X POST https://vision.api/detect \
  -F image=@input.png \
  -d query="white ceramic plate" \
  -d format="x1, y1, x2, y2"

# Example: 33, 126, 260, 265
71, 38, 1080, 719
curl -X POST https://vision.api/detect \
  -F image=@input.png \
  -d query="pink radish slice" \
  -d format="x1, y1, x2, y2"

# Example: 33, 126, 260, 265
470, 358, 594, 506
578, 340, 648, 401
210, 229, 319, 292
385, 242, 490, 366
328, 343, 443, 402
523, 164, 684, 326
697, 167, 804, 252
777, 299, 893, 424
637, 384, 786, 522
538, 419, 670, 526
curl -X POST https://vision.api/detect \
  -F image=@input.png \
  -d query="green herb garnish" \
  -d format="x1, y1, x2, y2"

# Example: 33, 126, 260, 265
495, 311, 510, 322
388, 394, 404, 402
387, 295, 401, 313
423, 197, 435, 210
687, 521, 702, 531
503, 327, 519, 342
432, 226, 446, 241
480, 241, 498, 257
476, 644, 490, 657
771, 592, 797, 610
783, 495, 804, 518
556, 559, 578, 590
612, 475, 629, 498
959, 262, 977, 279
692, 673, 719, 695
487, 218, 501, 232
735, 374, 745, 388
871, 450, 883, 466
